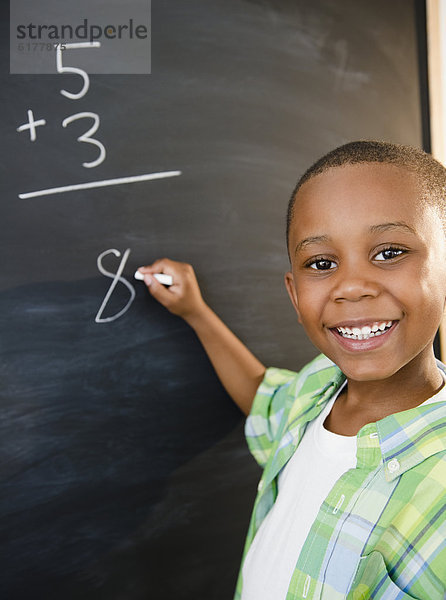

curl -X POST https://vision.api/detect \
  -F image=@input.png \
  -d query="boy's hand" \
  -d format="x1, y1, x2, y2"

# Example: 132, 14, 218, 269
138, 258, 265, 416
137, 258, 207, 322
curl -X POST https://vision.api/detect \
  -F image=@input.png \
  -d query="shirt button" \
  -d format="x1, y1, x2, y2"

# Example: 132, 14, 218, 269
257, 480, 264, 492
387, 458, 400, 473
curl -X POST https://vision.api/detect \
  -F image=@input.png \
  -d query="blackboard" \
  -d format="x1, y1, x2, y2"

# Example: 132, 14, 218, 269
1, 1, 426, 598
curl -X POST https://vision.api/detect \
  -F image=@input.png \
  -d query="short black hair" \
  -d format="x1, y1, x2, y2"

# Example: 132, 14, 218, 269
286, 140, 446, 260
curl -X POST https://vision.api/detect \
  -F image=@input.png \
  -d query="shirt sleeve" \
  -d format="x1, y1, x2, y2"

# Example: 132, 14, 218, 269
244, 366, 298, 469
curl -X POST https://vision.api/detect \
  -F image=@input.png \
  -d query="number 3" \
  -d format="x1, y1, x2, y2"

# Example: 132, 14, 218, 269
62, 112, 106, 168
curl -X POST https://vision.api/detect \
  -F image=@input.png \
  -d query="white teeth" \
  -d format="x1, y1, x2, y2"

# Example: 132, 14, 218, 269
335, 321, 394, 340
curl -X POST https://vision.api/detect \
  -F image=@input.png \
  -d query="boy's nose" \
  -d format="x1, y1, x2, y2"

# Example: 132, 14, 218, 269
330, 274, 381, 303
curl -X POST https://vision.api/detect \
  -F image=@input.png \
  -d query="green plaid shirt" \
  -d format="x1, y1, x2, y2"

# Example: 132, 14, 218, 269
234, 354, 446, 600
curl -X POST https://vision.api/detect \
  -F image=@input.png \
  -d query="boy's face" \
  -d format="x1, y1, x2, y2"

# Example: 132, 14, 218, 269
285, 162, 446, 381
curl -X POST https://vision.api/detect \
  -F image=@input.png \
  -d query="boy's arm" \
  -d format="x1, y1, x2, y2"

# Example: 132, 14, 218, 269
185, 304, 266, 416
137, 258, 266, 416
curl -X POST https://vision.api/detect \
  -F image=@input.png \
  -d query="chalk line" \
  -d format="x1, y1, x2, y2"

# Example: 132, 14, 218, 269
18, 170, 182, 199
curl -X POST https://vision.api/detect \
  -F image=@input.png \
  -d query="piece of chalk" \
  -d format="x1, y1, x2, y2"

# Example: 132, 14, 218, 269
134, 271, 173, 286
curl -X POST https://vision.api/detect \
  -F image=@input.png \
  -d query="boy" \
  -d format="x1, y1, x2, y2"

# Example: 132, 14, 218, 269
138, 141, 446, 599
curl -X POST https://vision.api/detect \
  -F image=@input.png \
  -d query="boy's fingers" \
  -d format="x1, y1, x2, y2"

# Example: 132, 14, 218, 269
137, 258, 176, 275
144, 274, 175, 306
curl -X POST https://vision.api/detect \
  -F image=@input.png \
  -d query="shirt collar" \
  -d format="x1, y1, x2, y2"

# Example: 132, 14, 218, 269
307, 358, 446, 482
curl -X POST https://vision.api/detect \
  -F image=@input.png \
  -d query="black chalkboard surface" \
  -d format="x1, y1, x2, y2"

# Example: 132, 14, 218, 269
1, 1, 425, 599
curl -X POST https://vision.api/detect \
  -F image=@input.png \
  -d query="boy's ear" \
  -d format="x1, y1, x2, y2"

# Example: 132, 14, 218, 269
284, 271, 302, 323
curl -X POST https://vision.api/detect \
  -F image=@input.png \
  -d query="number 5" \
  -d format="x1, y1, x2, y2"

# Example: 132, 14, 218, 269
56, 42, 100, 100
62, 112, 106, 168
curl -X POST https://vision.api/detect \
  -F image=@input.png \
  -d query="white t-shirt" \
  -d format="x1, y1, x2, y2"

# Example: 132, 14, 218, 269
241, 371, 446, 600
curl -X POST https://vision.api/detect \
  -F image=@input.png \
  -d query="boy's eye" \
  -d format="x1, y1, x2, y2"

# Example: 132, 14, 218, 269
308, 258, 336, 270
375, 247, 406, 261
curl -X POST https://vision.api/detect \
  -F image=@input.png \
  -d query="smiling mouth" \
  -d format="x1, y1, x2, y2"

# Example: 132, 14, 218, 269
332, 321, 395, 340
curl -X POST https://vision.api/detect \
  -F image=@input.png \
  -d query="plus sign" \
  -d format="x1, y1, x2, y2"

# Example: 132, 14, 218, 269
17, 109, 47, 142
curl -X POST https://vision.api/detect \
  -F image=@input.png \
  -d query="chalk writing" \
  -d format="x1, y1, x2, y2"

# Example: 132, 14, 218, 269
16, 40, 181, 323
56, 41, 100, 100
16, 109, 46, 141
95, 248, 135, 323
17, 40, 182, 197
18, 170, 181, 199
62, 112, 106, 168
